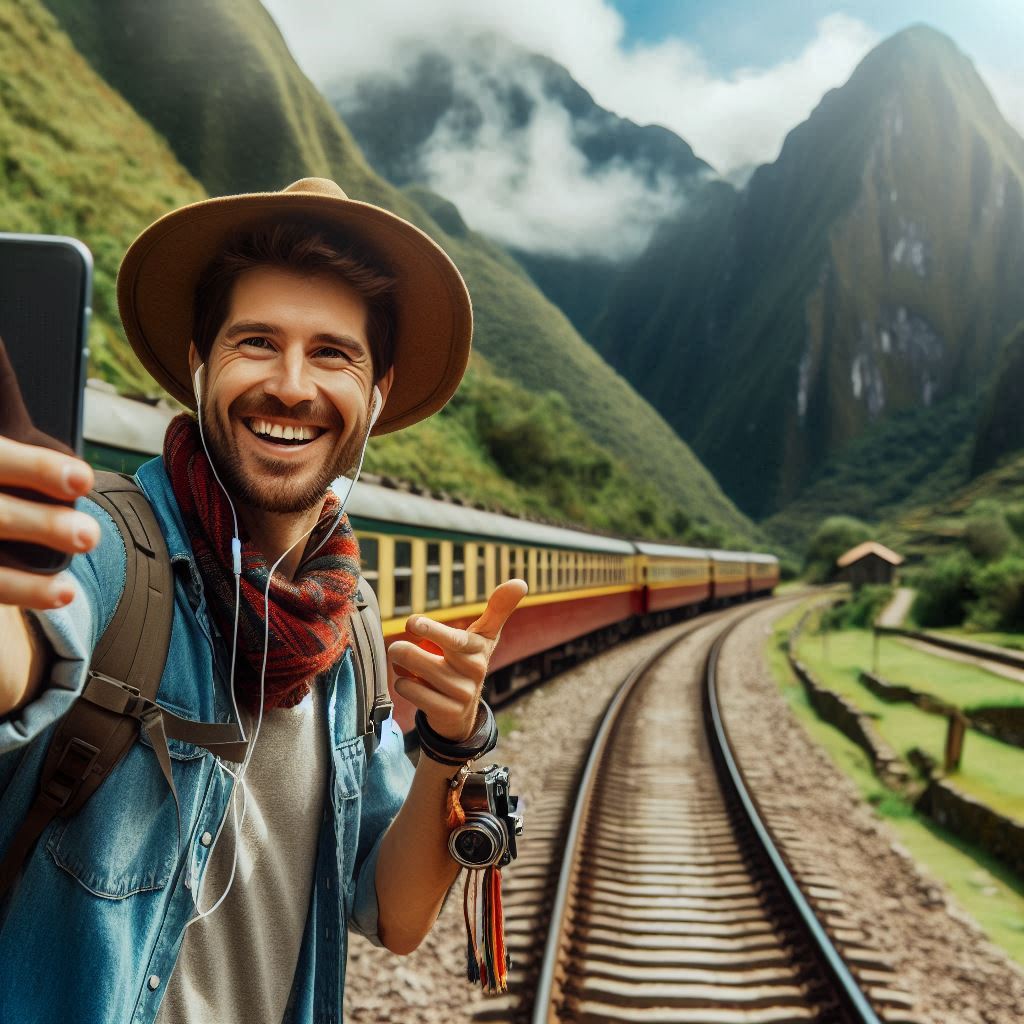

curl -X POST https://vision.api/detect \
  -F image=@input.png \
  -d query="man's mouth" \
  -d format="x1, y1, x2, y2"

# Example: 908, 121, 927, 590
243, 417, 327, 446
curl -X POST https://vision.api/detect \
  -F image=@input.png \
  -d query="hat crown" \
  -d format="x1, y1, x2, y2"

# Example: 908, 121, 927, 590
283, 177, 349, 200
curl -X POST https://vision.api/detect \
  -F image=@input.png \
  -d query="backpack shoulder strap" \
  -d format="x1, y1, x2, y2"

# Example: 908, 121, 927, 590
348, 576, 393, 759
0, 472, 176, 897
0, 473, 249, 899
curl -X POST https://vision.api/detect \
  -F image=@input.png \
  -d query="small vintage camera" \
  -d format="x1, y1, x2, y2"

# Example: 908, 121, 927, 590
448, 765, 524, 869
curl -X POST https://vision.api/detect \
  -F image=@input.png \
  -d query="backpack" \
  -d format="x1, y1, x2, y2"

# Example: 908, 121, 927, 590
0, 471, 392, 898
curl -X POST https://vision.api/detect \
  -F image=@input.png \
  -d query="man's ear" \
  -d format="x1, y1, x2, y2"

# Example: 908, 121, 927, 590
375, 365, 396, 409
187, 342, 201, 380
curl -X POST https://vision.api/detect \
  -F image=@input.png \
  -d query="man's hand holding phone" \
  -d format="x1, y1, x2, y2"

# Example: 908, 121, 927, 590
0, 435, 98, 610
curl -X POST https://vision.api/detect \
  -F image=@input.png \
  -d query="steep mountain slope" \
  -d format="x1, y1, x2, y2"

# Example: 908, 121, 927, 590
0, 0, 204, 392
592, 26, 1024, 519
972, 321, 1024, 475
325, 35, 711, 340
39, 0, 753, 542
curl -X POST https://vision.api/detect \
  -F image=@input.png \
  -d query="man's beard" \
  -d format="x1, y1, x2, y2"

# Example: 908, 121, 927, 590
200, 394, 368, 514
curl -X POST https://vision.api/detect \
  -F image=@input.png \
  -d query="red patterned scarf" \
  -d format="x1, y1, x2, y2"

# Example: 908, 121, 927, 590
163, 414, 360, 712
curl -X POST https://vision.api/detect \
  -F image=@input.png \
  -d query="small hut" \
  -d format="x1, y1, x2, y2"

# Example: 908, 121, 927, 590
836, 541, 903, 589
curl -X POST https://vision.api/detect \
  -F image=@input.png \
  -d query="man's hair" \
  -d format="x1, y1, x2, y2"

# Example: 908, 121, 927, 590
192, 220, 398, 381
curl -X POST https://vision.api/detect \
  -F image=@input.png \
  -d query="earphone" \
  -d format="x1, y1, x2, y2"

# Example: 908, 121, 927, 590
183, 362, 379, 927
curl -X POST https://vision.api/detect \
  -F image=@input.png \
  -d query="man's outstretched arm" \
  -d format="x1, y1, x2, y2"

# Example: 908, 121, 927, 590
374, 580, 527, 955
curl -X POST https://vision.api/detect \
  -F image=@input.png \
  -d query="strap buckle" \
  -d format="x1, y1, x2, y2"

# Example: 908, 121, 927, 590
43, 737, 101, 810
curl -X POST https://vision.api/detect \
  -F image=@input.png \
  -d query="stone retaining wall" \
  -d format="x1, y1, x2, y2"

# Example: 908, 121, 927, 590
788, 655, 908, 786
916, 780, 1024, 879
858, 670, 955, 715
859, 671, 1024, 750
966, 705, 1024, 749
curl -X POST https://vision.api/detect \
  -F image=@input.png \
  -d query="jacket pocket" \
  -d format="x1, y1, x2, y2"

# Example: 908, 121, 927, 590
46, 709, 207, 900
333, 736, 366, 887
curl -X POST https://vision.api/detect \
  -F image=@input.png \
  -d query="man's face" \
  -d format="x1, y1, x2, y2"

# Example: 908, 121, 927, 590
194, 266, 376, 515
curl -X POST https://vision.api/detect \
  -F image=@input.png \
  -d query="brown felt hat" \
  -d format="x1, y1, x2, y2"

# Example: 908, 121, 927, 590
117, 177, 472, 434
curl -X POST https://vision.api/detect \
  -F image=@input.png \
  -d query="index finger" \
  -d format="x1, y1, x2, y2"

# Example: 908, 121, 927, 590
467, 578, 528, 641
0, 435, 94, 500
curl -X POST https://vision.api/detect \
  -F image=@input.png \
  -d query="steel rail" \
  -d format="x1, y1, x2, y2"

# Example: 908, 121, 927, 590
528, 613, 724, 1024
704, 615, 884, 1024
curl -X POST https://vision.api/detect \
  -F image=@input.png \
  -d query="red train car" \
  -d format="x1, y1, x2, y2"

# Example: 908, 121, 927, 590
634, 541, 711, 614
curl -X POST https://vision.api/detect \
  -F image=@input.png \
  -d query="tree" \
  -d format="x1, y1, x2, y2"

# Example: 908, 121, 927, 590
804, 515, 872, 582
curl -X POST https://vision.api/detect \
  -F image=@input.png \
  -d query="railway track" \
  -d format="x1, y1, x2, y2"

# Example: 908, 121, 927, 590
477, 600, 921, 1024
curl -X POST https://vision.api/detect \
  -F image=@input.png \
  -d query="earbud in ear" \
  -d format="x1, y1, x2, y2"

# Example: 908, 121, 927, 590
192, 363, 205, 408
369, 385, 383, 428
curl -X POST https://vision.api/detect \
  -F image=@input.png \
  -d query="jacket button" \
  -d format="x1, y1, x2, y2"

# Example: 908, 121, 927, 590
200, 831, 213, 847
148, 975, 161, 991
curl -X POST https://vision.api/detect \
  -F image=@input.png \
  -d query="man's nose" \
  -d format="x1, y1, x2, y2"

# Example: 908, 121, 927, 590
262, 352, 317, 407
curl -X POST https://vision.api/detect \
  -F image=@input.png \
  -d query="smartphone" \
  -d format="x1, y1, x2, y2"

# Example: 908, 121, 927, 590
0, 233, 93, 575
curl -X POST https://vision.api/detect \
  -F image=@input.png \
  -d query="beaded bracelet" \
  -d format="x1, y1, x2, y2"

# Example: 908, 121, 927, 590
415, 701, 498, 766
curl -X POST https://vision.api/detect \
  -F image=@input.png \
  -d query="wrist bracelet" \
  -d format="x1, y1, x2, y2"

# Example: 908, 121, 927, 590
415, 701, 498, 766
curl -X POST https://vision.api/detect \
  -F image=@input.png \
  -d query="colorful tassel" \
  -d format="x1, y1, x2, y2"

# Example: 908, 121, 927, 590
449, 768, 511, 994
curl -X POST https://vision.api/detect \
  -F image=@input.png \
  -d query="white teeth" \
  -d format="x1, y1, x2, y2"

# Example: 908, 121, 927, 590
249, 419, 319, 442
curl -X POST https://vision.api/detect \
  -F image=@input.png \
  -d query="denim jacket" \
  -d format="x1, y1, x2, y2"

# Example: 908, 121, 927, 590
0, 457, 413, 1023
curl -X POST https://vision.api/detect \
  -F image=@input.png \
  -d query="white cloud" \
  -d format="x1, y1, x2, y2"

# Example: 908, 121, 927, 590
263, 1, 882, 173
262, 1, 1024, 254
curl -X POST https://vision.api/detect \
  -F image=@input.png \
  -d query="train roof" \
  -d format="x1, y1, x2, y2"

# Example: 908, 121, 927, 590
747, 552, 780, 565
708, 548, 750, 563
84, 381, 177, 454
345, 479, 635, 553
633, 541, 709, 560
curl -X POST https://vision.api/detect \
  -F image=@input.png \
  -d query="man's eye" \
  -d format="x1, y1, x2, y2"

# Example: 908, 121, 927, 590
240, 336, 272, 349
317, 347, 351, 359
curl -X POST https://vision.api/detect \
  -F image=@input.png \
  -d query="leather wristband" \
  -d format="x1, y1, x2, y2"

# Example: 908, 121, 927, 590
415, 701, 498, 766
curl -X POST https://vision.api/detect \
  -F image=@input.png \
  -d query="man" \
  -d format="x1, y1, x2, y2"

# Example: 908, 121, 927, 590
0, 177, 526, 1023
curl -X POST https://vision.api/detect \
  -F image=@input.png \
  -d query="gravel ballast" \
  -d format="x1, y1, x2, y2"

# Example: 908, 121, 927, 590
718, 600, 1024, 1024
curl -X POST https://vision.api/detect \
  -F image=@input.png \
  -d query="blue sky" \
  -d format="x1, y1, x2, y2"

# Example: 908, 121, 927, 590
611, 0, 1023, 79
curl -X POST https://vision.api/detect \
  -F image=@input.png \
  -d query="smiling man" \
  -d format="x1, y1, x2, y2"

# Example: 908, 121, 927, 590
0, 178, 526, 1023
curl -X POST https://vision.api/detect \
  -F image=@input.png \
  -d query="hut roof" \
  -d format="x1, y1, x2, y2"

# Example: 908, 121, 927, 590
836, 541, 904, 568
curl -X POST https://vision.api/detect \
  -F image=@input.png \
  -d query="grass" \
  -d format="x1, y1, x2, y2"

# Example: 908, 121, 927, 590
797, 624, 1024, 821
936, 626, 1024, 654
769, 605, 1024, 966
495, 710, 523, 738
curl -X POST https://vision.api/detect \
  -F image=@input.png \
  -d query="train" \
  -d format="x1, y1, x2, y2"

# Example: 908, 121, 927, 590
82, 381, 780, 728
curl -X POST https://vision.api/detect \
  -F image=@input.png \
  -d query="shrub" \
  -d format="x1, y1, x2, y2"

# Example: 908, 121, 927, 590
822, 584, 894, 630
967, 556, 1024, 631
804, 515, 872, 582
963, 510, 1016, 562
910, 551, 976, 627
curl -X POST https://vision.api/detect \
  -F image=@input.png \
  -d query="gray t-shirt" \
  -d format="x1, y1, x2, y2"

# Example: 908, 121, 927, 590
157, 687, 329, 1024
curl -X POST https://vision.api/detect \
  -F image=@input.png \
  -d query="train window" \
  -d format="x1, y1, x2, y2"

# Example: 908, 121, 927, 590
452, 543, 465, 603
393, 539, 413, 615
426, 542, 441, 609
360, 536, 379, 595
476, 546, 487, 598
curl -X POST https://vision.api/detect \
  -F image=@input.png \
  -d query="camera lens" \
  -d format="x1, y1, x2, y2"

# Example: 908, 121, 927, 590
448, 815, 507, 868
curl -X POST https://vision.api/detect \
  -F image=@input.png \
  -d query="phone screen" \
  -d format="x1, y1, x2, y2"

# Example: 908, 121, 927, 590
0, 233, 92, 454
0, 233, 93, 574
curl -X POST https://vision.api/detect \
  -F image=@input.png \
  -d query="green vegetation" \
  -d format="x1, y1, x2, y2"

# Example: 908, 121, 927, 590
0, 0, 204, 393
769, 607, 1024, 965
803, 515, 871, 582
33, 0, 755, 545
821, 584, 892, 629
798, 623, 1024, 821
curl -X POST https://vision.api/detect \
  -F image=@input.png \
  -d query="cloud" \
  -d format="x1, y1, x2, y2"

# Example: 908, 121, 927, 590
264, 1, 882, 173
262, 1, 1024, 255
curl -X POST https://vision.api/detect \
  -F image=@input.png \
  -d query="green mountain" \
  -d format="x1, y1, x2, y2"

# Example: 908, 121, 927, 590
29, 0, 753, 543
591, 26, 1024, 520
325, 35, 711, 341
972, 321, 1024, 475
0, 0, 204, 392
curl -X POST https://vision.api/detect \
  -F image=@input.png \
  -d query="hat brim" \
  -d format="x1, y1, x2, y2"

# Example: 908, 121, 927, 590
117, 191, 472, 434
